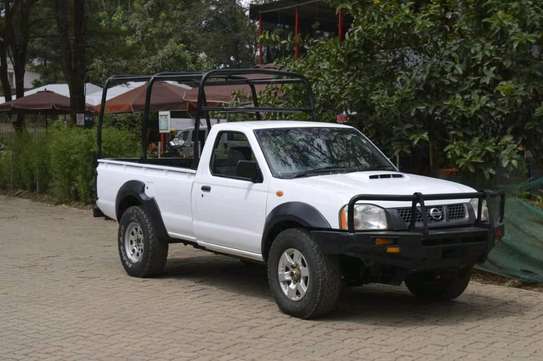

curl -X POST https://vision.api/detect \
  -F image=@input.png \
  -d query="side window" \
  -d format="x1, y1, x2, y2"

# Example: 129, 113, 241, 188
210, 131, 260, 181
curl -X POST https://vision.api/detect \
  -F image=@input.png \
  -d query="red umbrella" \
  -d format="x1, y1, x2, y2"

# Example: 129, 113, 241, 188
182, 74, 270, 106
96, 77, 272, 114
0, 90, 92, 113
95, 81, 190, 114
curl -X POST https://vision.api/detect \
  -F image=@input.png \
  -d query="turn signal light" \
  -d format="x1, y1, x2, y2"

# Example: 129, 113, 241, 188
339, 208, 348, 230
375, 238, 392, 246
386, 246, 401, 254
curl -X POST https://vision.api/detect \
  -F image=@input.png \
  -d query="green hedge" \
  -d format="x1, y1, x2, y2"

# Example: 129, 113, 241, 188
0, 125, 139, 203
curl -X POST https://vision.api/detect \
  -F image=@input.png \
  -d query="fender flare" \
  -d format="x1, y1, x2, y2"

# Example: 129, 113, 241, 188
115, 180, 169, 241
261, 202, 331, 260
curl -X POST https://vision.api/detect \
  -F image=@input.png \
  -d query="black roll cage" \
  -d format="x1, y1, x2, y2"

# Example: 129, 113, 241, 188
96, 68, 316, 167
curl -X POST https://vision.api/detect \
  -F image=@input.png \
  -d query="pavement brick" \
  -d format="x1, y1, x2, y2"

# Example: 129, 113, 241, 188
1, 195, 543, 361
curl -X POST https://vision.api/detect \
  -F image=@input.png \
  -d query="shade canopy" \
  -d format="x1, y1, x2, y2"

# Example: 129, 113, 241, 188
0, 90, 92, 113
95, 81, 191, 114
97, 80, 267, 114
182, 83, 267, 105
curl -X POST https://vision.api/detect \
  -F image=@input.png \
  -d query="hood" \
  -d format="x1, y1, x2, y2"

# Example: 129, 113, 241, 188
285, 171, 476, 208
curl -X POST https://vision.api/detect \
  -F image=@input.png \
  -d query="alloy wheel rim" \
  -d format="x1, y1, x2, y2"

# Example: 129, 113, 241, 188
277, 248, 310, 301
124, 222, 144, 263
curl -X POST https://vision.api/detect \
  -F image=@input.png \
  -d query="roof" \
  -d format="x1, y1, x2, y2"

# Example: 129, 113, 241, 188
213, 120, 350, 131
24, 83, 102, 98
85, 82, 145, 106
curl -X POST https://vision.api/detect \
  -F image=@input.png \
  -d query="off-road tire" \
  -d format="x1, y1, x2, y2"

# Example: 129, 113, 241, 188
118, 206, 168, 277
267, 228, 342, 319
405, 267, 472, 301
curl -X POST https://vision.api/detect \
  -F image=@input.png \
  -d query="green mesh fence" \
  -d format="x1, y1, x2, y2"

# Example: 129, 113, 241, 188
477, 177, 543, 283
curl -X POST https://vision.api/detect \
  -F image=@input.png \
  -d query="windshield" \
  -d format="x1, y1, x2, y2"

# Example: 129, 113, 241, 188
255, 127, 396, 179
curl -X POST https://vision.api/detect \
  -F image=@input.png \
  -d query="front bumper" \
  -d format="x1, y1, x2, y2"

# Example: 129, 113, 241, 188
318, 190, 505, 272
311, 225, 502, 271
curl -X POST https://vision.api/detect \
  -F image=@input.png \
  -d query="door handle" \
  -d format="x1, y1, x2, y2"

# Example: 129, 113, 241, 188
201, 185, 211, 192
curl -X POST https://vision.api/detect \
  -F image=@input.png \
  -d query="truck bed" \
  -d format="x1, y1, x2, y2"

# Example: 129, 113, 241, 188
96, 158, 197, 241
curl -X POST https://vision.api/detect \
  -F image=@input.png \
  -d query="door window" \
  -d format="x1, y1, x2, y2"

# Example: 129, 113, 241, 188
210, 131, 260, 181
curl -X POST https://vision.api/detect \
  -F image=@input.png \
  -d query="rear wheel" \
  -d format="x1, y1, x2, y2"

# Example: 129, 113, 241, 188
267, 228, 341, 319
405, 267, 472, 301
118, 206, 168, 277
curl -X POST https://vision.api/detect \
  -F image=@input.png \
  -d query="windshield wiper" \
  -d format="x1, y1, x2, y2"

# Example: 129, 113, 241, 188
288, 166, 358, 179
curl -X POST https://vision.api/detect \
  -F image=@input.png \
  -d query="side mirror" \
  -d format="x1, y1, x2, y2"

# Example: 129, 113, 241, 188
236, 160, 263, 183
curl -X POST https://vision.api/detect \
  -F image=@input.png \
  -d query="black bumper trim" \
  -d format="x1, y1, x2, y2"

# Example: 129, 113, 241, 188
311, 226, 499, 271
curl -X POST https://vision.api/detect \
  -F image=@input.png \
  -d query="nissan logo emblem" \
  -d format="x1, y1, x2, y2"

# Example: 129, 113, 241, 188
429, 207, 443, 221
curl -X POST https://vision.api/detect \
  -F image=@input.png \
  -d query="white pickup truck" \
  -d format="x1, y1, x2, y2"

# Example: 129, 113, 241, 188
95, 69, 504, 319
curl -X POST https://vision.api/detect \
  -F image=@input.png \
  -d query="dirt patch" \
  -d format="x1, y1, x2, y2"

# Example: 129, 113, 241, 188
473, 269, 543, 292
0, 189, 91, 210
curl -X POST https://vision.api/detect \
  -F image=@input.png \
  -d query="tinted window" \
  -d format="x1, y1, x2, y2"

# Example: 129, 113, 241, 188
210, 131, 257, 179
255, 127, 395, 179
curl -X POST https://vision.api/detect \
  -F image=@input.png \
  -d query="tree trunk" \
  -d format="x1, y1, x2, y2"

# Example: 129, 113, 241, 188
5, 0, 36, 132
55, 0, 87, 126
0, 40, 12, 102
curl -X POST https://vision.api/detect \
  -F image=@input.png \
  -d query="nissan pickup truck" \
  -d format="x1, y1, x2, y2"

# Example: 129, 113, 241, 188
95, 69, 505, 319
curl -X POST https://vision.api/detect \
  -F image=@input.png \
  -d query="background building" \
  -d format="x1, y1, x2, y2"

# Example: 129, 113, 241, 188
249, 0, 352, 64
6, 58, 40, 92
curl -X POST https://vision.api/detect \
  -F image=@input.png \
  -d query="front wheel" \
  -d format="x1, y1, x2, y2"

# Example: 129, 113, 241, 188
405, 267, 472, 301
267, 228, 341, 319
118, 206, 168, 277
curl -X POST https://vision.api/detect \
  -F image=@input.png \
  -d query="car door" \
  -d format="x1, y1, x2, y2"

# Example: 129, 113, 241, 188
192, 130, 269, 257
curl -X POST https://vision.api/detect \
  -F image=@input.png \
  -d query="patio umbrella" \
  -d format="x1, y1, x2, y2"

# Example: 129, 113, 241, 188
182, 74, 271, 107
0, 90, 93, 113
96, 76, 273, 114
96, 81, 191, 114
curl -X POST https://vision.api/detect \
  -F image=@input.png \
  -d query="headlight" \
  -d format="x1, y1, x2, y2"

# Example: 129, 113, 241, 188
470, 198, 488, 221
339, 204, 388, 230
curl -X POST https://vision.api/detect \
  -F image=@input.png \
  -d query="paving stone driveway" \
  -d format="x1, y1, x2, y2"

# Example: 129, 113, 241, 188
1, 195, 542, 361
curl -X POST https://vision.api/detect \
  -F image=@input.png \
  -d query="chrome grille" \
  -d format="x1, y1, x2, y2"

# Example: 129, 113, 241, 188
396, 204, 467, 224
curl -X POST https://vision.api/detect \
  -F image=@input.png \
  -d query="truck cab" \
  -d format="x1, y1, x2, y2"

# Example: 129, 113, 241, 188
95, 69, 504, 319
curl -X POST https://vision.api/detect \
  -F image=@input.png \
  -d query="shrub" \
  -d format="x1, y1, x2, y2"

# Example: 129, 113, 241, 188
280, 0, 543, 182
0, 124, 139, 203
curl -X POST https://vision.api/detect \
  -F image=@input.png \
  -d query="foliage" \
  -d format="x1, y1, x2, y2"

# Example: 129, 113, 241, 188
27, 0, 255, 85
86, 0, 254, 81
281, 0, 543, 183
0, 125, 139, 203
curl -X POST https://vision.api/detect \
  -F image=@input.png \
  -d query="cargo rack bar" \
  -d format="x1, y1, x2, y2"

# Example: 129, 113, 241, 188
96, 68, 316, 165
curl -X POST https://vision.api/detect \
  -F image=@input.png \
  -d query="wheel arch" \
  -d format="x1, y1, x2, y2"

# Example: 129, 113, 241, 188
261, 202, 331, 261
115, 180, 169, 241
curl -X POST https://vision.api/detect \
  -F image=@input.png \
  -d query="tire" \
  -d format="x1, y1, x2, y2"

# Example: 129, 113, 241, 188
267, 228, 341, 319
118, 206, 168, 277
405, 267, 472, 301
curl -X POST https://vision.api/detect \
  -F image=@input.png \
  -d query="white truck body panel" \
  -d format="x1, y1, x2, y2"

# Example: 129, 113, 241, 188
96, 121, 477, 260
97, 160, 197, 240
